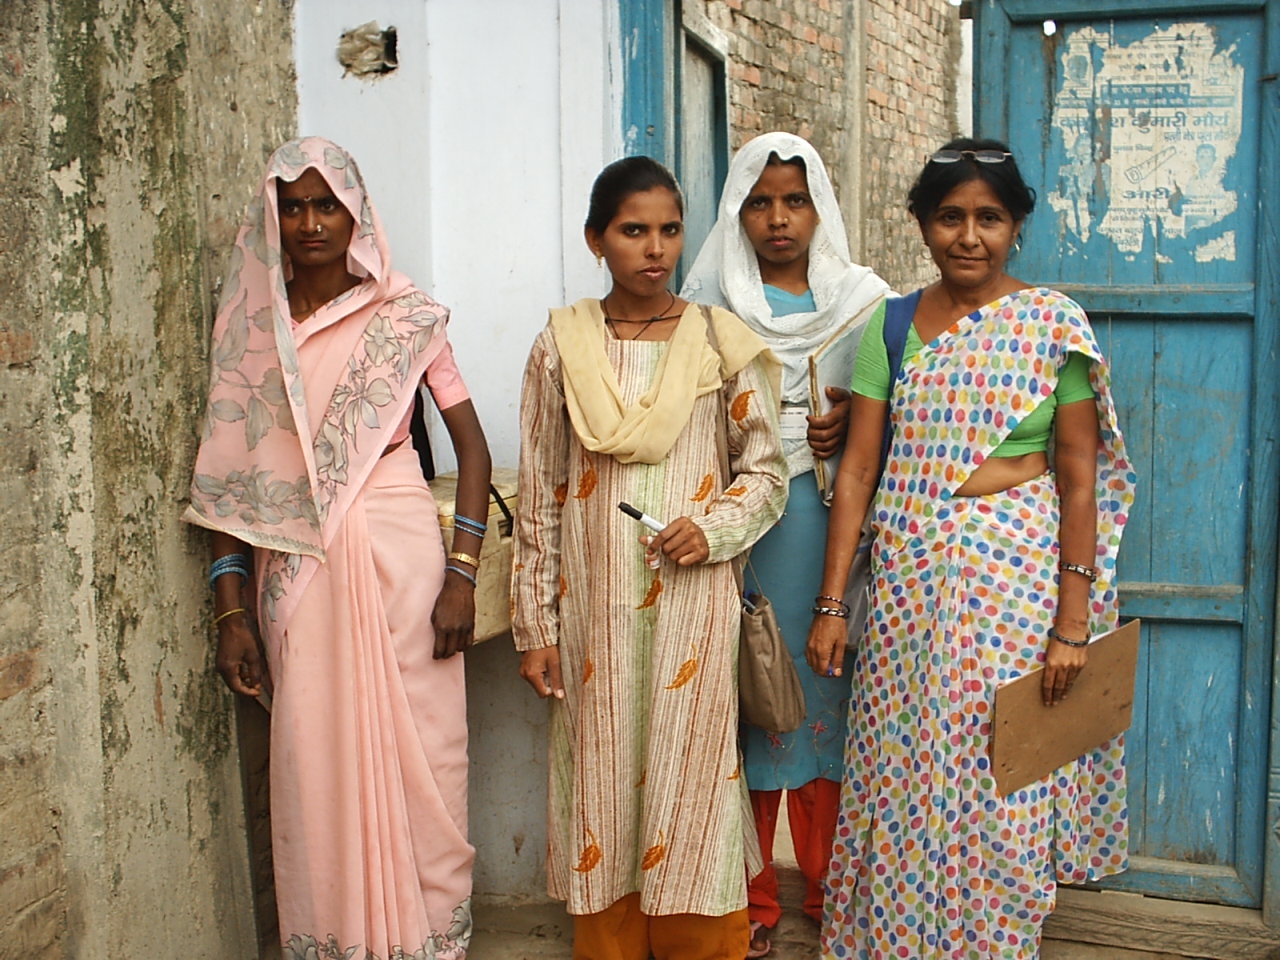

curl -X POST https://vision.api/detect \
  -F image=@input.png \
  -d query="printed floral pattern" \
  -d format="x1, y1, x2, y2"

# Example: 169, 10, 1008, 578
186, 138, 445, 559
282, 900, 471, 960
311, 295, 442, 521
822, 289, 1136, 959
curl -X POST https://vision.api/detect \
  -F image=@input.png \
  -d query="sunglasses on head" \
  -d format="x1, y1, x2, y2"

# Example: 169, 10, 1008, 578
929, 149, 1013, 164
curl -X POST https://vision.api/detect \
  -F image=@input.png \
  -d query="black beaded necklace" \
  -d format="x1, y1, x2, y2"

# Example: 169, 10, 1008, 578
603, 292, 682, 340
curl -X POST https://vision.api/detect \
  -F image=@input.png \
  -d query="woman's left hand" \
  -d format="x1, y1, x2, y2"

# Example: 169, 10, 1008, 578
1042, 633, 1088, 706
644, 517, 709, 567
806, 386, 852, 459
431, 573, 476, 659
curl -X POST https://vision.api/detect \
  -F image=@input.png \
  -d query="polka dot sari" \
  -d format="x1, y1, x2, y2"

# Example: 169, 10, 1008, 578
822, 289, 1137, 959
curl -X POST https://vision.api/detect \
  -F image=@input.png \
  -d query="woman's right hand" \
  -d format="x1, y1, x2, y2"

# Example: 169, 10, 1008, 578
215, 614, 264, 697
520, 646, 565, 699
807, 386, 852, 459
806, 613, 848, 678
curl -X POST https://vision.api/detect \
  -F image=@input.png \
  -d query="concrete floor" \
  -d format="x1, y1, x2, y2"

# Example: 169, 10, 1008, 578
469, 803, 1183, 960
468, 877, 1185, 960
261, 807, 1208, 959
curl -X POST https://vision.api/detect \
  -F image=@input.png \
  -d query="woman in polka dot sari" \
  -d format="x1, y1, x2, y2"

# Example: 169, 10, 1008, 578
805, 138, 1136, 959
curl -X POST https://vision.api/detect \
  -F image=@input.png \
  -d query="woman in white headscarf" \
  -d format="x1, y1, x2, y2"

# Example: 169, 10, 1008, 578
682, 132, 888, 956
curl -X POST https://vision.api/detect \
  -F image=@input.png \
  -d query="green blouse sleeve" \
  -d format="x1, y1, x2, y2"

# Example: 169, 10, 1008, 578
850, 301, 890, 401
1056, 350, 1095, 404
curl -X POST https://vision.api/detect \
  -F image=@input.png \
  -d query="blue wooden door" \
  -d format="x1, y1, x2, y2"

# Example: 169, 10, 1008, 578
975, 0, 1280, 912
619, 0, 729, 283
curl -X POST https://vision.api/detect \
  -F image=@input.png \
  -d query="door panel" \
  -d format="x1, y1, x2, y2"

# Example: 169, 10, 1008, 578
975, 0, 1279, 910
677, 34, 727, 283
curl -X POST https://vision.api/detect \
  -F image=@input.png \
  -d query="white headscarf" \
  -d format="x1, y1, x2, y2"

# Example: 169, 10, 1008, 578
681, 132, 889, 406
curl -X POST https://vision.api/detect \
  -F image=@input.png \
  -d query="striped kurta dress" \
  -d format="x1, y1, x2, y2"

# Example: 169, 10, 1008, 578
513, 324, 788, 917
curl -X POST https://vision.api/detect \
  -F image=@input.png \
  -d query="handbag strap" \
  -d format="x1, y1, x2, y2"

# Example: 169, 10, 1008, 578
489, 483, 513, 533
699, 305, 731, 480
699, 305, 749, 598
879, 290, 919, 476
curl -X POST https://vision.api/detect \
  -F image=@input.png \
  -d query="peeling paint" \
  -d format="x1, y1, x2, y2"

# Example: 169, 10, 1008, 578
1045, 21, 1243, 258
5, 0, 296, 954
50, 157, 84, 198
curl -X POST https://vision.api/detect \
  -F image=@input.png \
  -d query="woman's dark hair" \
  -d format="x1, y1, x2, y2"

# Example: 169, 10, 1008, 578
584, 156, 683, 233
764, 150, 807, 178
907, 137, 1036, 225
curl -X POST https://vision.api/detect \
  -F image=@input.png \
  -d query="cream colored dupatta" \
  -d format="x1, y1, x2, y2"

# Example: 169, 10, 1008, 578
550, 298, 779, 464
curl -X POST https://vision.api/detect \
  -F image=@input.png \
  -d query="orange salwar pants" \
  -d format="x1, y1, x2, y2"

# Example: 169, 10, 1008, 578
747, 778, 841, 929
572, 892, 749, 960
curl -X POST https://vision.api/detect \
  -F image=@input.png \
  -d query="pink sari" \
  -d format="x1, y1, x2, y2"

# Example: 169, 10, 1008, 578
185, 138, 472, 958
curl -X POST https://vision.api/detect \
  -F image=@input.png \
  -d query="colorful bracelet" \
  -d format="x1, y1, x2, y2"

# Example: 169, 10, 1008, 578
445, 564, 477, 586
447, 551, 481, 569
814, 595, 849, 612
454, 515, 488, 538
213, 607, 246, 627
1059, 561, 1097, 582
812, 605, 850, 619
1049, 627, 1089, 648
208, 554, 250, 590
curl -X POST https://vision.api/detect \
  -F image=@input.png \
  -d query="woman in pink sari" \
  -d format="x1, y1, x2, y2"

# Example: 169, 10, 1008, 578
185, 137, 490, 959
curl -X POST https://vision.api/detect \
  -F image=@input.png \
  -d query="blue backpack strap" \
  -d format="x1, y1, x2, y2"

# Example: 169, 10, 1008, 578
879, 289, 921, 472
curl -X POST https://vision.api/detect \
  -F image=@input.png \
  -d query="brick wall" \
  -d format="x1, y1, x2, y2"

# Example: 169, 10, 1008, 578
696, 0, 961, 290
861, 0, 961, 289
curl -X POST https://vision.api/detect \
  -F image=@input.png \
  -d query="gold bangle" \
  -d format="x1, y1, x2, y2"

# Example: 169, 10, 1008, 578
213, 607, 246, 627
447, 551, 480, 569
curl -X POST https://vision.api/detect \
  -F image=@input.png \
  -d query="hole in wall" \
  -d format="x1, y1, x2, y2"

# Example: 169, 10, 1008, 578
1043, 19, 1058, 37
337, 21, 399, 78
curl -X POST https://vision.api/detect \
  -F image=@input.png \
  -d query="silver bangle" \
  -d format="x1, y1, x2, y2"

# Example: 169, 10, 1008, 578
812, 605, 850, 619
1060, 561, 1097, 582
1049, 627, 1089, 648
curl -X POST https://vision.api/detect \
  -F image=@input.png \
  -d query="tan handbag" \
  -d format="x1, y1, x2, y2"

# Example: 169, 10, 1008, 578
700, 305, 806, 733
737, 560, 806, 733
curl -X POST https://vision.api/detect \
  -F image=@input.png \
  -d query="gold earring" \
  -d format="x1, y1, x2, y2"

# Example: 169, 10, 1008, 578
594, 253, 603, 268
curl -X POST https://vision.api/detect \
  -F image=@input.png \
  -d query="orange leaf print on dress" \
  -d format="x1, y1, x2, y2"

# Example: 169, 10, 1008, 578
553, 481, 569, 506
730, 389, 755, 423
641, 830, 666, 871
690, 472, 715, 502
726, 485, 748, 497
582, 658, 594, 685
664, 642, 698, 689
572, 827, 602, 873
559, 575, 569, 598
574, 466, 598, 499
637, 577, 662, 610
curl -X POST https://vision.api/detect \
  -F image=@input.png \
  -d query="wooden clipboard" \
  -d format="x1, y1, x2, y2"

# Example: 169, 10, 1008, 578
990, 619, 1140, 795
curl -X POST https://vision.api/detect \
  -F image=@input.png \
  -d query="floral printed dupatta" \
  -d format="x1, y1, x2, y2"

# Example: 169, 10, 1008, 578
184, 138, 449, 629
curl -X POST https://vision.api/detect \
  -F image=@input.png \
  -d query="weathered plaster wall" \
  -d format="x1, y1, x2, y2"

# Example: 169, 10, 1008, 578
698, 0, 961, 291
0, 2, 60, 953
0, 1, 295, 956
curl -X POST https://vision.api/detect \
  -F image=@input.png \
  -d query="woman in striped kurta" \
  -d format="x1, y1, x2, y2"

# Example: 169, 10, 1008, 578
512, 157, 788, 959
